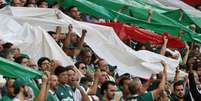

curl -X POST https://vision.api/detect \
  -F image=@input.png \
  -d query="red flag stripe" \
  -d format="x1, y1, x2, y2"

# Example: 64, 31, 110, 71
96, 22, 185, 48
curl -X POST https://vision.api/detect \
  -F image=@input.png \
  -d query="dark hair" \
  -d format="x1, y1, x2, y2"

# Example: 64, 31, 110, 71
0, 48, 15, 59
100, 81, 116, 95
14, 56, 29, 64
173, 80, 184, 90
95, 58, 105, 67
135, 43, 147, 51
74, 62, 85, 69
48, 31, 56, 36
165, 51, 173, 57
80, 77, 93, 85
119, 73, 131, 79
68, 6, 77, 11
196, 5, 201, 9
0, 49, 11, 58
79, 47, 92, 57
118, 76, 130, 87
65, 65, 75, 72
37, 0, 47, 6
2, 42, 13, 49
54, 65, 66, 76
37, 57, 50, 67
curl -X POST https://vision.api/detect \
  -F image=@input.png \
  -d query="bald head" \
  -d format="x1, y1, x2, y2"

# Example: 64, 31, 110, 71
128, 77, 142, 95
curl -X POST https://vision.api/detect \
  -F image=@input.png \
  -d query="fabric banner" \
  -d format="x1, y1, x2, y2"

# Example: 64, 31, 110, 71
0, 7, 186, 79
141, 0, 201, 33
0, 57, 41, 95
150, 0, 201, 17
0, 57, 42, 79
127, 0, 201, 33
97, 22, 185, 48
57, 0, 201, 43
0, 14, 74, 67
182, 0, 201, 6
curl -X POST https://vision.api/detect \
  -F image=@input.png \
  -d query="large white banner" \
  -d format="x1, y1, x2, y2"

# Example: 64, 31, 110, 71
150, 0, 201, 17
0, 14, 74, 66
0, 7, 186, 79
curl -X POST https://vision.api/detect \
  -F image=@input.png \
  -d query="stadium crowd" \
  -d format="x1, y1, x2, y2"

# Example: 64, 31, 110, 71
0, 0, 201, 101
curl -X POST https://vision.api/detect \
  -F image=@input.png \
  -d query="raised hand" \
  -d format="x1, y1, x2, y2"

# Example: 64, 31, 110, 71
147, 9, 153, 16
68, 24, 73, 32
82, 29, 87, 36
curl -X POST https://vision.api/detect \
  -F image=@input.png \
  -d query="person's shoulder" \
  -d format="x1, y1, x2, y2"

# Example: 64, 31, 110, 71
127, 95, 138, 101
55, 84, 65, 94
138, 92, 153, 101
55, 85, 62, 90
47, 92, 56, 101
170, 94, 178, 101
0, 95, 12, 101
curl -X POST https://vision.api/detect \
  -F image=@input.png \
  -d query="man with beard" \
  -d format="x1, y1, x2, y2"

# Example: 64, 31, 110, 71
100, 81, 116, 101
12, 78, 29, 101
171, 80, 192, 101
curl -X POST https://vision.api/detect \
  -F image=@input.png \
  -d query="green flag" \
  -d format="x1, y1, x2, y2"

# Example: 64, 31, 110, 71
57, 0, 201, 43
0, 57, 42, 79
0, 57, 43, 95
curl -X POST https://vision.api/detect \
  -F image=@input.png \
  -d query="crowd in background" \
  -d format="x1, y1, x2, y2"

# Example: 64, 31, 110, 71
0, 0, 201, 101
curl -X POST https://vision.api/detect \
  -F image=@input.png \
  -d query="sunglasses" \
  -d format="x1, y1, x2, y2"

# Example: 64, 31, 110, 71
80, 67, 86, 70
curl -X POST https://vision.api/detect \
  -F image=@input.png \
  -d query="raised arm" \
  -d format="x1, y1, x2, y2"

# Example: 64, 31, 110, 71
147, 9, 153, 23
141, 74, 154, 93
63, 24, 73, 50
181, 43, 190, 65
77, 29, 87, 49
34, 72, 50, 101
160, 37, 168, 56
151, 60, 167, 100
87, 69, 101, 95
73, 29, 87, 57
173, 67, 180, 82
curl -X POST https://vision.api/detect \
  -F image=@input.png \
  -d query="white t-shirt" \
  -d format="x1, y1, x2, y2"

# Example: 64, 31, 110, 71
73, 88, 82, 101
13, 98, 22, 101
13, 97, 29, 101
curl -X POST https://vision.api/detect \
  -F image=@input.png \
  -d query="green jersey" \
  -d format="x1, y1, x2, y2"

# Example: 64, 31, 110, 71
55, 84, 74, 101
0, 95, 13, 101
86, 64, 95, 73
127, 92, 153, 101
47, 90, 60, 101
